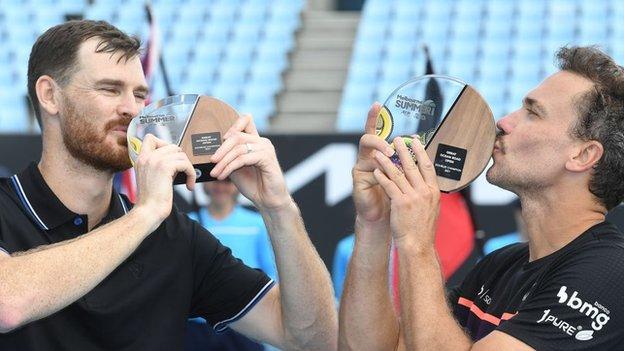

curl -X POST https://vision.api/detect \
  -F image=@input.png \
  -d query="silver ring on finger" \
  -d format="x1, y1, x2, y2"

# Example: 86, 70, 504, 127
245, 143, 253, 154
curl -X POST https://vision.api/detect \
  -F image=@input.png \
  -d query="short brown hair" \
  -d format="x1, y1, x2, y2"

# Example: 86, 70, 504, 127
557, 46, 624, 210
27, 20, 141, 127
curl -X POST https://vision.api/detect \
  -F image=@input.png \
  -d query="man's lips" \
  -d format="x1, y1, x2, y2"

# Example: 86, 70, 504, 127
493, 141, 503, 153
111, 125, 128, 132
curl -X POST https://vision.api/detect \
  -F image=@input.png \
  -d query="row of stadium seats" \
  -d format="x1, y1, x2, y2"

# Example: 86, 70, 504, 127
337, 0, 624, 131
0, 0, 304, 132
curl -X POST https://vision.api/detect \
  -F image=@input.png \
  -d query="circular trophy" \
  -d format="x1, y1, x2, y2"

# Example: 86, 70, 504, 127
127, 94, 239, 184
377, 74, 496, 192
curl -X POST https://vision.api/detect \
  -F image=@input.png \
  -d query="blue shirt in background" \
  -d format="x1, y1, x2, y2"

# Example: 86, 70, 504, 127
332, 234, 355, 299
189, 206, 277, 281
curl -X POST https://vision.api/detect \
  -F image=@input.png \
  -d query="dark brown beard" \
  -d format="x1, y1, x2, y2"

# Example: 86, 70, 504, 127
59, 93, 132, 172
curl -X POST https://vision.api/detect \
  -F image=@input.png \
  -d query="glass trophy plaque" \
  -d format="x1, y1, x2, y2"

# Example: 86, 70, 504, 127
127, 94, 239, 184
377, 75, 496, 192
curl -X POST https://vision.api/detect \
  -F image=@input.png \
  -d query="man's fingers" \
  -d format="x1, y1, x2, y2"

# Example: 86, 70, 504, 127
224, 114, 259, 139
359, 134, 394, 158
394, 137, 425, 189
210, 143, 251, 178
139, 134, 175, 153
410, 137, 438, 188
216, 153, 260, 180
364, 102, 382, 134
211, 131, 255, 163
373, 149, 412, 194
372, 168, 401, 199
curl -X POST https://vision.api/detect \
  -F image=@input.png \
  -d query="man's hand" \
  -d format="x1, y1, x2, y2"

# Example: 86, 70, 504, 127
372, 136, 440, 249
209, 114, 291, 212
133, 134, 196, 224
352, 103, 396, 225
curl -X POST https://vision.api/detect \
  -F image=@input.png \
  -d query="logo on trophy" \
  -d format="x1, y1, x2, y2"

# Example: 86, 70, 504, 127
377, 75, 496, 192
127, 94, 239, 184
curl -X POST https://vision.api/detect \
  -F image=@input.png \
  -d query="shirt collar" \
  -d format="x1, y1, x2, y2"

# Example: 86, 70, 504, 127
10, 162, 129, 231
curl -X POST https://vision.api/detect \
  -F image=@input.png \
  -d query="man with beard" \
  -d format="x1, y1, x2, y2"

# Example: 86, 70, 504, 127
339, 46, 624, 350
0, 20, 337, 350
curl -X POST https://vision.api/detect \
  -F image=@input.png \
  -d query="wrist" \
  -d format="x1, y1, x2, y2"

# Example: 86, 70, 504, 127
129, 205, 167, 234
394, 236, 435, 257
260, 198, 298, 220
354, 215, 391, 245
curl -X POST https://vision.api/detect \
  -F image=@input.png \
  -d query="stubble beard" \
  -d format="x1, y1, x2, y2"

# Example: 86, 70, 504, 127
59, 93, 132, 173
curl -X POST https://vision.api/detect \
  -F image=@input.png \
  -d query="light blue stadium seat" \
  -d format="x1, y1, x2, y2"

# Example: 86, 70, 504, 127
515, 17, 544, 41
351, 40, 384, 64
342, 81, 375, 105
409, 52, 428, 77
388, 21, 418, 40
186, 64, 218, 86
375, 82, 400, 102
451, 19, 481, 41
224, 42, 254, 65
545, 20, 576, 43
454, 0, 484, 21
384, 42, 414, 63
482, 18, 513, 43
84, 3, 115, 22
239, 2, 267, 22
178, 81, 211, 96
0, 69, 14, 87
193, 41, 224, 65
379, 64, 411, 87
201, 20, 231, 45
356, 22, 387, 42
5, 25, 38, 48
209, 2, 238, 23
348, 63, 379, 85
485, 0, 515, 23
232, 22, 262, 42
262, 22, 296, 49
478, 60, 510, 84
2, 5, 35, 27
209, 82, 241, 105
393, 2, 421, 23
517, 0, 546, 20
447, 39, 479, 64
510, 61, 542, 87
547, 0, 578, 20
216, 62, 248, 85
446, 60, 476, 83
420, 23, 450, 47
178, 3, 208, 23
362, 0, 389, 18
578, 24, 608, 46
480, 40, 511, 65
337, 104, 371, 131
423, 0, 453, 21
255, 36, 288, 57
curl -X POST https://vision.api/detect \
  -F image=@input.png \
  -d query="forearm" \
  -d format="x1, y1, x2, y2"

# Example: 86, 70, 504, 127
0, 207, 157, 332
396, 243, 471, 350
261, 200, 337, 350
339, 216, 400, 351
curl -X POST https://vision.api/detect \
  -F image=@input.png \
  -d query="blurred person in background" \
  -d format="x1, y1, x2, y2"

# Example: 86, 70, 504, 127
340, 46, 624, 350
0, 20, 337, 351
185, 180, 277, 351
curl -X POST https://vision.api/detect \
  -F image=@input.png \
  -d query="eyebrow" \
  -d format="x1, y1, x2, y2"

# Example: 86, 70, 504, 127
95, 79, 150, 95
523, 97, 548, 117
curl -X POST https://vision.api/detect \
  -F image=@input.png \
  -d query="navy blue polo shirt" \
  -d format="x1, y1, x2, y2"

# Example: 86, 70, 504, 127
0, 163, 274, 350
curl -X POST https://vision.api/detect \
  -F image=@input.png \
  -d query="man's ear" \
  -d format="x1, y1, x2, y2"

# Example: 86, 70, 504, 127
35, 75, 61, 116
566, 140, 603, 172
